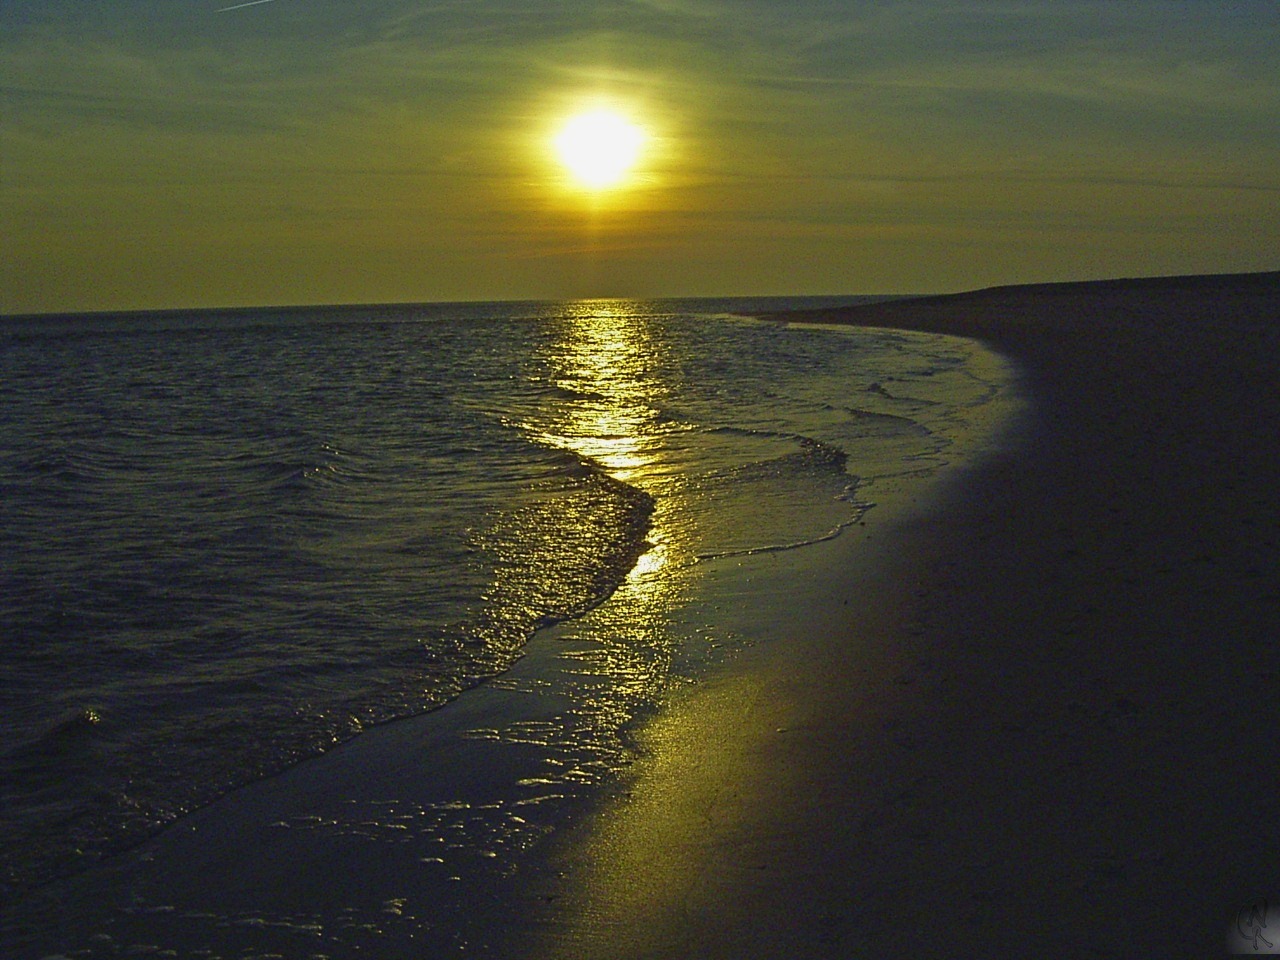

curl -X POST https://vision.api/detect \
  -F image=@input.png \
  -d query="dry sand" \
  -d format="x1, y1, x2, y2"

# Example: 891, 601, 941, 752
514, 272, 1280, 958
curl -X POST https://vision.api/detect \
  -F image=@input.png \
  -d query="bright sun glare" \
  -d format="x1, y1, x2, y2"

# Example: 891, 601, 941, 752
554, 109, 647, 190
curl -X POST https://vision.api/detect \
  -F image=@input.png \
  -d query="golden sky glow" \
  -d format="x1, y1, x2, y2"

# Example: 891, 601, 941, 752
1, 2, 1278, 313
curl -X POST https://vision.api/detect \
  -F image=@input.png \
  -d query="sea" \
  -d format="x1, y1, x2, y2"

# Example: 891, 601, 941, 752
0, 297, 1012, 955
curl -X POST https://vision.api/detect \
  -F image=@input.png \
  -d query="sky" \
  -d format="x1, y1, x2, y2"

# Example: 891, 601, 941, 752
2, 0, 1278, 313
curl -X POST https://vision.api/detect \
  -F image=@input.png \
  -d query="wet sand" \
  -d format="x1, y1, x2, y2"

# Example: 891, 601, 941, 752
516, 271, 1280, 957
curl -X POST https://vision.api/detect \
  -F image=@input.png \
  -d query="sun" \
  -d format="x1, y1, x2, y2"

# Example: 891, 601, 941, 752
553, 109, 647, 190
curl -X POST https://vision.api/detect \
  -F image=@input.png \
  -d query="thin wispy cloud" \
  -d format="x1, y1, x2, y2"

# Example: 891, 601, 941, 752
219, 0, 278, 11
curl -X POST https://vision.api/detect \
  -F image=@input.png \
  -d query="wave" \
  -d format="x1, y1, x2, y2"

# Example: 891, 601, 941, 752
0, 428, 656, 903
0, 301, 987, 914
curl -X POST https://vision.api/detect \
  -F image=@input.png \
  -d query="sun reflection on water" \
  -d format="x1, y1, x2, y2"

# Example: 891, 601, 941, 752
540, 302, 662, 482
530, 301, 677, 584
483, 300, 695, 809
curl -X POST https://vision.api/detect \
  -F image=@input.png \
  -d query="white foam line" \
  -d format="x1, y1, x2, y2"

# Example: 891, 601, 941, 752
218, 0, 277, 11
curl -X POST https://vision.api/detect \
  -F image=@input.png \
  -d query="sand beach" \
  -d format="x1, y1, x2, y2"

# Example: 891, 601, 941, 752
514, 271, 1280, 957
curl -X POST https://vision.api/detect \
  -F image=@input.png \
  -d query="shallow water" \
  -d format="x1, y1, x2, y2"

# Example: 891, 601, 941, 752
0, 297, 1010, 945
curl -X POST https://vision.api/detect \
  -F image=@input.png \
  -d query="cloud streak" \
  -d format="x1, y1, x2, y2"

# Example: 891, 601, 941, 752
218, 0, 278, 11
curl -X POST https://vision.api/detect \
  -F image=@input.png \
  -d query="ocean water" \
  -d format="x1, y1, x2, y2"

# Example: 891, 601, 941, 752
0, 297, 1008, 937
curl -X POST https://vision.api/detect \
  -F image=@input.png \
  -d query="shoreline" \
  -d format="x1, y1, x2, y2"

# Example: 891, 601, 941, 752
9, 271, 1279, 957
514, 270, 1280, 956
4, 317, 1012, 958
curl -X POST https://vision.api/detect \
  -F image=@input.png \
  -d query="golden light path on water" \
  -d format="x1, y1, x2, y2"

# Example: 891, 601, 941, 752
548, 305, 658, 478
509, 301, 706, 774
534, 302, 677, 586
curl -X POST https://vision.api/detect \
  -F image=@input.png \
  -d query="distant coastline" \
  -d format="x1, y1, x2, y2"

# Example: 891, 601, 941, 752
763, 268, 1280, 330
